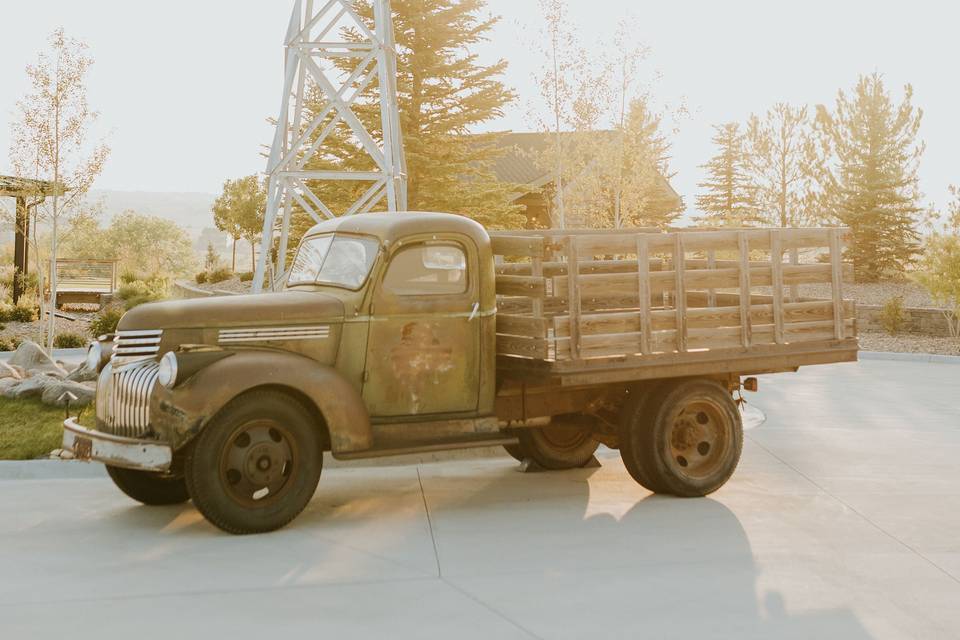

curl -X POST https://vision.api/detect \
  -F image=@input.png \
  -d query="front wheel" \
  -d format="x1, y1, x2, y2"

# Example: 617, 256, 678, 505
184, 390, 323, 534
106, 465, 189, 505
620, 378, 743, 496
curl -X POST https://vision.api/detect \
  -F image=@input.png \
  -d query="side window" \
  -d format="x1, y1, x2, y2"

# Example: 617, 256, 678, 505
383, 243, 467, 295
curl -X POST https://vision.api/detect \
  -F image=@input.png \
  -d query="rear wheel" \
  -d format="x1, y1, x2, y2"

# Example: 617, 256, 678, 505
106, 465, 189, 506
620, 378, 742, 496
515, 414, 600, 470
185, 391, 323, 534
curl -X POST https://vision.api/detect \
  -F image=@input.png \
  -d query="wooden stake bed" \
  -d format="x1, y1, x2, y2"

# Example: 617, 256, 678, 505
491, 227, 858, 387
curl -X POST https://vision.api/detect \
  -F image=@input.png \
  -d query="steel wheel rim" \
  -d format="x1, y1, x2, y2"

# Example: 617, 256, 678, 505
664, 398, 731, 480
219, 419, 298, 508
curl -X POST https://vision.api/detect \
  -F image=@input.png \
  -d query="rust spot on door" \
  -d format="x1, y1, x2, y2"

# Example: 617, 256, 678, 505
390, 322, 455, 412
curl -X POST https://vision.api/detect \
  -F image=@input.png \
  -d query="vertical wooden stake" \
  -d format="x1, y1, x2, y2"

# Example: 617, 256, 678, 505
737, 232, 752, 348
830, 228, 844, 340
770, 230, 785, 345
565, 236, 581, 360
636, 236, 651, 355
706, 248, 717, 308
673, 234, 686, 353
789, 246, 799, 302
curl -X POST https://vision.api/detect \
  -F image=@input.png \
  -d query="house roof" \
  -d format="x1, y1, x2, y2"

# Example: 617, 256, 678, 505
0, 175, 65, 198
488, 132, 681, 206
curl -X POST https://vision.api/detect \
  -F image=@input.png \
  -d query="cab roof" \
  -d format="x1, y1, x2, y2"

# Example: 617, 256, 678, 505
302, 211, 490, 248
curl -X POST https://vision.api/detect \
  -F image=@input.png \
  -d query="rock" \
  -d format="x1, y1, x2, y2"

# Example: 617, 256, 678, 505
41, 380, 96, 408
0, 362, 22, 380
9, 341, 68, 378
0, 378, 20, 398
9, 374, 59, 399
66, 362, 98, 383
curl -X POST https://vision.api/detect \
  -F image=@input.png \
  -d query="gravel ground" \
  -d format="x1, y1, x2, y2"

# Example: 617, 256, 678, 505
1, 312, 93, 346
193, 277, 249, 294
858, 330, 960, 356
798, 281, 935, 308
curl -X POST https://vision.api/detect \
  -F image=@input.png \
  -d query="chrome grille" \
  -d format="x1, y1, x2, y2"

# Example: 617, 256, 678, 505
96, 360, 160, 438
111, 329, 163, 365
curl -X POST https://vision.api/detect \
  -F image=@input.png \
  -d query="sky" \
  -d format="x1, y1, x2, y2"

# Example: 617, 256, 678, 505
0, 0, 957, 217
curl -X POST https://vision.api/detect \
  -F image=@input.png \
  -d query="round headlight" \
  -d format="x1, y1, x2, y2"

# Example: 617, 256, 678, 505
85, 342, 102, 372
157, 351, 179, 388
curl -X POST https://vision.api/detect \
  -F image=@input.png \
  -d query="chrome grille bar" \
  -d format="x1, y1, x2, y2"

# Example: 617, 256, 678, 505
96, 359, 160, 438
112, 329, 163, 365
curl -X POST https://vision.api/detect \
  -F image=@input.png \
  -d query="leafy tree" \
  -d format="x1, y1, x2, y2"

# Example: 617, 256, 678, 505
915, 233, 960, 340
744, 103, 821, 227
294, 0, 522, 241
946, 184, 960, 233
696, 123, 761, 226
213, 175, 266, 271
8, 28, 110, 351
814, 73, 924, 281
204, 242, 219, 272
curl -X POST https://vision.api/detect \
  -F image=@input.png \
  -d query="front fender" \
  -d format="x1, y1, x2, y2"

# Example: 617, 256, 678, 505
150, 350, 371, 454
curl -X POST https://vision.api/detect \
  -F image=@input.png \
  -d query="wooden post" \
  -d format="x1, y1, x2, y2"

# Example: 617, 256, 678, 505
706, 248, 717, 308
830, 228, 844, 339
737, 232, 752, 348
636, 236, 651, 355
531, 254, 543, 319
673, 233, 687, 352
12, 196, 29, 305
565, 236, 581, 360
789, 246, 799, 302
770, 230, 785, 344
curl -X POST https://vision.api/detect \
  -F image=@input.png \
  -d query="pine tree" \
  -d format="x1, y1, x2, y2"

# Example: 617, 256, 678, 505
815, 73, 924, 281
696, 123, 761, 226
297, 0, 523, 240
619, 98, 684, 228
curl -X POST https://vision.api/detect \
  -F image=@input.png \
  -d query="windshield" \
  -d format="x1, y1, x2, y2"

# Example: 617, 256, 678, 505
287, 234, 380, 289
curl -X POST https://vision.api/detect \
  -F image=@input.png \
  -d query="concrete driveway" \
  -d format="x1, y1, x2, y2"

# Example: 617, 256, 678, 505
1, 357, 959, 639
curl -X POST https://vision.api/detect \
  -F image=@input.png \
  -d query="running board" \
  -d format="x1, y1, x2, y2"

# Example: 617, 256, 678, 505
333, 434, 518, 461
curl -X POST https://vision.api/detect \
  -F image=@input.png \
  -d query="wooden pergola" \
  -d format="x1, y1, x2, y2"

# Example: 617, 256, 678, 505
0, 176, 65, 304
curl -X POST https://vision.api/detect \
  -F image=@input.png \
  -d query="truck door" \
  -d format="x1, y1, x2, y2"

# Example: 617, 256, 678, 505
362, 236, 480, 417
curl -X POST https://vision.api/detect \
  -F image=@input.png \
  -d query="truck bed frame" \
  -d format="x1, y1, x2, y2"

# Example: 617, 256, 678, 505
491, 226, 858, 387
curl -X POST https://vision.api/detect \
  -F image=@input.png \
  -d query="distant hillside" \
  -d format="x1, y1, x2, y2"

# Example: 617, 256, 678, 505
86, 189, 218, 238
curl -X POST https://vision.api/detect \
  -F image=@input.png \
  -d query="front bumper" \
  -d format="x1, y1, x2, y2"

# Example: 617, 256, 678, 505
62, 418, 173, 472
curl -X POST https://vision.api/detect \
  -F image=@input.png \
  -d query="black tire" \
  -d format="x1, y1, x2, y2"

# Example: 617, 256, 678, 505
184, 390, 323, 534
502, 442, 526, 462
618, 382, 670, 493
106, 465, 190, 506
515, 414, 600, 470
621, 378, 742, 497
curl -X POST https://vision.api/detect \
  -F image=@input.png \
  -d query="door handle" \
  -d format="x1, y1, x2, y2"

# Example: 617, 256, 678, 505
468, 302, 480, 321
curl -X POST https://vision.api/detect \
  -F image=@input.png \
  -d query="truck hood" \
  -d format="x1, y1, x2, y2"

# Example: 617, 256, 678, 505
118, 291, 345, 331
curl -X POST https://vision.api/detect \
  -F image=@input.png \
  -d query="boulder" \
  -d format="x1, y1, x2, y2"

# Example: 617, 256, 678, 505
0, 378, 20, 398
8, 374, 59, 399
41, 380, 96, 408
8, 341, 68, 378
66, 362, 98, 383
0, 361, 22, 380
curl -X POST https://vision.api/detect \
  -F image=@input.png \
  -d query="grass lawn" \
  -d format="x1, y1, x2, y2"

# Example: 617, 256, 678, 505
0, 397, 95, 460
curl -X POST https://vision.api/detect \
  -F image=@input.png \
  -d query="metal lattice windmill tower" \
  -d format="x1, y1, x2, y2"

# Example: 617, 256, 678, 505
253, 0, 407, 292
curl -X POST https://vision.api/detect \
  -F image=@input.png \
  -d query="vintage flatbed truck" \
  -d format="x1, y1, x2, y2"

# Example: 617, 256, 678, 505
62, 212, 858, 534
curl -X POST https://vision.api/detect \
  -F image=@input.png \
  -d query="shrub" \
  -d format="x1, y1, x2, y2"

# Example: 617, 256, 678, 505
0, 304, 36, 323
915, 233, 960, 339
195, 271, 208, 284
117, 277, 168, 310
89, 307, 124, 338
120, 270, 140, 285
54, 332, 88, 349
238, 271, 254, 283
0, 336, 22, 352
879, 296, 906, 335
207, 267, 233, 284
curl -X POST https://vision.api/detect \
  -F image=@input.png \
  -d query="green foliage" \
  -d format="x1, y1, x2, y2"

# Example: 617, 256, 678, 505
814, 73, 924, 281
119, 270, 140, 285
879, 296, 906, 335
915, 234, 960, 339
0, 336, 22, 352
0, 397, 70, 460
204, 241, 220, 271
53, 332, 88, 348
62, 211, 197, 278
213, 176, 266, 271
238, 271, 254, 282
0, 304, 37, 323
207, 267, 233, 284
195, 271, 208, 284
117, 277, 168, 309
89, 306, 123, 337
696, 123, 762, 227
